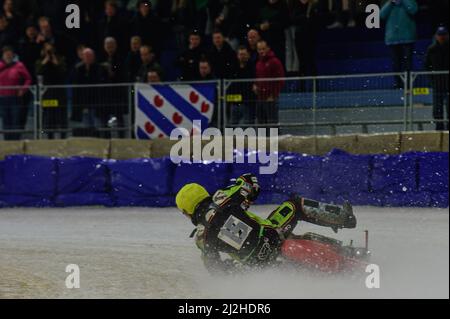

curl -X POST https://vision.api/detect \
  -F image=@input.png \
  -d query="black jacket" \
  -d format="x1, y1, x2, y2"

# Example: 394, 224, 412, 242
426, 40, 449, 72
124, 51, 142, 82
425, 40, 449, 88
130, 13, 163, 53
71, 62, 109, 121
177, 46, 206, 81
207, 41, 238, 79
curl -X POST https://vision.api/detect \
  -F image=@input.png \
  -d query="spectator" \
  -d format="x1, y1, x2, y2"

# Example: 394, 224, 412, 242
246, 29, 261, 67
191, 0, 209, 35
239, 0, 262, 42
18, 24, 41, 81
292, 0, 319, 76
207, 29, 238, 79
36, 16, 74, 65
130, 0, 163, 55
381, 0, 418, 88
425, 26, 449, 131
97, 0, 128, 56
168, 0, 195, 50
257, 0, 289, 68
102, 36, 128, 138
253, 40, 284, 127
147, 69, 162, 83
228, 46, 256, 125
71, 48, 109, 130
327, 0, 357, 29
124, 35, 143, 82
207, 0, 242, 49
137, 45, 163, 82
35, 42, 68, 139
177, 31, 205, 81
2, 0, 21, 31
0, 13, 16, 49
197, 58, 216, 80
10, 0, 39, 24
101, 37, 124, 83
196, 58, 219, 127
0, 46, 32, 140
428, 0, 449, 33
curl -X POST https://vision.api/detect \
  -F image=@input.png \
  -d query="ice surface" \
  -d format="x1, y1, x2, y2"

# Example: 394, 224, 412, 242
0, 206, 448, 299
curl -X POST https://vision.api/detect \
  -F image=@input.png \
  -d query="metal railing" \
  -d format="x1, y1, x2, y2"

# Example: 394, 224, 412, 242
409, 71, 449, 132
0, 71, 448, 141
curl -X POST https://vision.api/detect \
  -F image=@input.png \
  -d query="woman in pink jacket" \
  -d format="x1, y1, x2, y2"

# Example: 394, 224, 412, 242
0, 46, 32, 140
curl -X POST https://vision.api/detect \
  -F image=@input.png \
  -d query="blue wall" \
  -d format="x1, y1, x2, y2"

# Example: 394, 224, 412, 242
0, 150, 448, 209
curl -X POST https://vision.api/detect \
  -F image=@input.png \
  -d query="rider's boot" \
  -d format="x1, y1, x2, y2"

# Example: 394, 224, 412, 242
299, 198, 357, 232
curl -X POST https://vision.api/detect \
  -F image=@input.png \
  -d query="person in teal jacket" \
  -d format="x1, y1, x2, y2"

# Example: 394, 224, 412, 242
381, 0, 418, 88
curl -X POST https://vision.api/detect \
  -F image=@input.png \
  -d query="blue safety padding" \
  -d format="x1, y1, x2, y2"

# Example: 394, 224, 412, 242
275, 152, 323, 198
255, 191, 287, 206
57, 157, 109, 194
430, 193, 449, 209
382, 192, 432, 208
321, 149, 371, 195
371, 153, 418, 194
418, 153, 449, 193
0, 160, 5, 195
3, 155, 57, 197
54, 193, 114, 207
0, 195, 54, 207
351, 192, 386, 207
172, 161, 232, 194
107, 158, 175, 200
115, 195, 175, 207
0, 151, 448, 209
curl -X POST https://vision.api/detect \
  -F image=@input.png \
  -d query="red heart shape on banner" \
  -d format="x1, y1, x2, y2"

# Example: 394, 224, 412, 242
189, 91, 199, 104
201, 102, 210, 113
172, 112, 183, 124
158, 133, 165, 139
145, 122, 155, 134
154, 95, 164, 108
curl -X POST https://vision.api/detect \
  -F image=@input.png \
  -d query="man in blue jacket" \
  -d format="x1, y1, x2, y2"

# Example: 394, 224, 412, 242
381, 0, 418, 88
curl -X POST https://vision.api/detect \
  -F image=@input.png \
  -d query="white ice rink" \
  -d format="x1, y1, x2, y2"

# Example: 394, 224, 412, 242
0, 206, 448, 299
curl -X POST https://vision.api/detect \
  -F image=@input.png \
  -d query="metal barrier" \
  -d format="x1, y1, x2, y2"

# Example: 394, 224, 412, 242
0, 72, 448, 141
0, 85, 37, 141
224, 73, 410, 136
410, 71, 449, 131
38, 83, 134, 139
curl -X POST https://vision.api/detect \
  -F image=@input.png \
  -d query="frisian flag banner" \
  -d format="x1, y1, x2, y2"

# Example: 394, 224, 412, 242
135, 83, 216, 139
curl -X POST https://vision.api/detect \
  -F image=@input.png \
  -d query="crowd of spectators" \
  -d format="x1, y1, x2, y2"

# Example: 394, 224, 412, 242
0, 0, 449, 139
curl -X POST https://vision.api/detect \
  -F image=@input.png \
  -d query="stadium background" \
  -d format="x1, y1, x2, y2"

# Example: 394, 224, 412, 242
0, 0, 448, 209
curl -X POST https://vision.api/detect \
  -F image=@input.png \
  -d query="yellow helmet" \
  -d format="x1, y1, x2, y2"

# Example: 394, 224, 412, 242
175, 183, 210, 216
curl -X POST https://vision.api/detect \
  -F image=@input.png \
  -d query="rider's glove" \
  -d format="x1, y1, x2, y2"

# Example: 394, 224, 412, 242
237, 173, 260, 202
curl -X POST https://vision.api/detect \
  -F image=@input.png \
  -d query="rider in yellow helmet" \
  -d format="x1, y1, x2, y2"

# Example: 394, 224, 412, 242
176, 173, 356, 274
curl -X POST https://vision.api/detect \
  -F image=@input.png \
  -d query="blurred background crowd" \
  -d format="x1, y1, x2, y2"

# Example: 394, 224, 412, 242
0, 0, 448, 139
1, 0, 448, 83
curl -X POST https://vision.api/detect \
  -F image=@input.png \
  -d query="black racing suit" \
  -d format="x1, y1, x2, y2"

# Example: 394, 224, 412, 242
190, 174, 304, 274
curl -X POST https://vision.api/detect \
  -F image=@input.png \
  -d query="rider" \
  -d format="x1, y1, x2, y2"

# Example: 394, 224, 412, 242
175, 173, 357, 274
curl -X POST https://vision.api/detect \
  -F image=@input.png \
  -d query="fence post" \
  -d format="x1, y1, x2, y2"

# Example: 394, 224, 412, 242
36, 77, 44, 140
402, 72, 408, 131
409, 72, 416, 131
128, 84, 133, 139
312, 78, 317, 136
221, 80, 226, 133
30, 85, 38, 140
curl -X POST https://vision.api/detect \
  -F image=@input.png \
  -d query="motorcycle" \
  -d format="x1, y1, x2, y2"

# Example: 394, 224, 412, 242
280, 230, 371, 274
